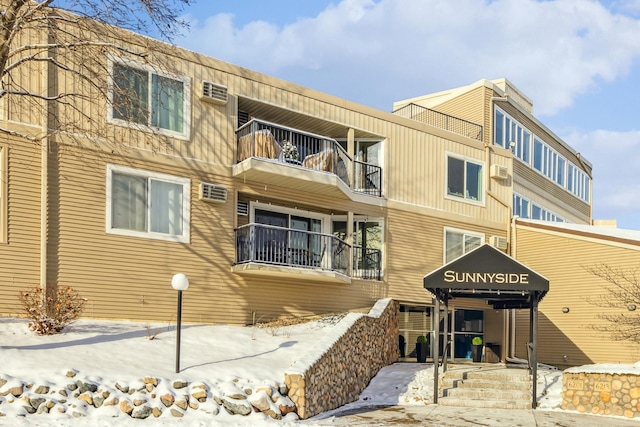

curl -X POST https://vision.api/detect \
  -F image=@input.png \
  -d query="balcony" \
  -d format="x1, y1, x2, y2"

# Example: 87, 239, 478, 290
392, 103, 483, 141
232, 224, 382, 283
233, 119, 382, 199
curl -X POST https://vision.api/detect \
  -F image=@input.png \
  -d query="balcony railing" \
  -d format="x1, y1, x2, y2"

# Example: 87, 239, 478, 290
236, 119, 382, 197
235, 223, 350, 275
235, 224, 382, 280
353, 246, 382, 281
392, 103, 483, 142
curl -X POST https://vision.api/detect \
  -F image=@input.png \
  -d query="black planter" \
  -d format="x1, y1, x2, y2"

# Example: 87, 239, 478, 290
471, 344, 482, 362
416, 342, 429, 363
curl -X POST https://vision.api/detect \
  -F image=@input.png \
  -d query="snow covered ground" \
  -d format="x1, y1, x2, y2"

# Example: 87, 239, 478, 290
0, 315, 564, 426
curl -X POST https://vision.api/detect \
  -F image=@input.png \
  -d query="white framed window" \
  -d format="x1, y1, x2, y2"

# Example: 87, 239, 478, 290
108, 58, 191, 140
0, 144, 6, 243
444, 228, 484, 264
446, 153, 484, 204
106, 165, 190, 243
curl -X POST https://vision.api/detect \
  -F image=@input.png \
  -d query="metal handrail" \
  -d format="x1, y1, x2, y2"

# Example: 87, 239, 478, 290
236, 119, 382, 197
441, 338, 452, 372
353, 245, 382, 280
235, 223, 350, 274
392, 103, 483, 141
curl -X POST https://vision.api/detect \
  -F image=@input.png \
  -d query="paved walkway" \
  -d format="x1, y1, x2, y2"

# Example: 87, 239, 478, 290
308, 405, 640, 426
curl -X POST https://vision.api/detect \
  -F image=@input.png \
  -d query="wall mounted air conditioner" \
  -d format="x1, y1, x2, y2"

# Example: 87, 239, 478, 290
490, 164, 509, 180
200, 81, 227, 105
199, 182, 227, 203
490, 236, 508, 251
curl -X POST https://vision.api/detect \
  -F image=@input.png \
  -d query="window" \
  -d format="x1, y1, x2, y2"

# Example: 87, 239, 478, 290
0, 145, 6, 243
444, 228, 483, 264
109, 60, 191, 140
106, 165, 190, 242
447, 155, 483, 203
494, 110, 504, 147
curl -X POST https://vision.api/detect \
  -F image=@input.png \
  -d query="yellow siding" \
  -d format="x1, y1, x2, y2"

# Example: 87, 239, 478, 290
386, 206, 506, 303
514, 224, 640, 367
44, 145, 383, 324
0, 136, 42, 316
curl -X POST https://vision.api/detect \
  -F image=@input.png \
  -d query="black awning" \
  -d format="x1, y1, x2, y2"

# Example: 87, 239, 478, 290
424, 244, 549, 410
423, 243, 548, 308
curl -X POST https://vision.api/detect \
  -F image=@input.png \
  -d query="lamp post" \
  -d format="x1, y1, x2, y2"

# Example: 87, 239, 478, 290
171, 273, 189, 373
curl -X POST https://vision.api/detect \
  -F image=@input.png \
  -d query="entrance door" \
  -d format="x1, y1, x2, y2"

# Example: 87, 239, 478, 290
437, 309, 484, 360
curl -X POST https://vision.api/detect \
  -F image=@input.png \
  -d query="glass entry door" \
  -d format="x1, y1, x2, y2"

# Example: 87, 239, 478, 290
438, 309, 484, 359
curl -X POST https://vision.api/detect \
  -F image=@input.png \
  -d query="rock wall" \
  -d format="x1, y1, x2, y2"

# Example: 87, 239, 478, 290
562, 370, 640, 418
0, 298, 399, 422
284, 298, 399, 419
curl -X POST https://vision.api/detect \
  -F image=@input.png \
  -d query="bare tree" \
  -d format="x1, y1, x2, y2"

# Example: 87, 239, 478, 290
0, 0, 192, 144
585, 263, 640, 343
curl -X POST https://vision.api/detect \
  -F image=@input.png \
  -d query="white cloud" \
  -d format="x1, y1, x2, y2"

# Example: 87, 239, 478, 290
177, 0, 640, 229
564, 129, 640, 220
178, 0, 640, 114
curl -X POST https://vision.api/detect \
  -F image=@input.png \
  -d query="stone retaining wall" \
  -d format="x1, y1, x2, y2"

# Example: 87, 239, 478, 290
284, 298, 399, 419
562, 369, 640, 418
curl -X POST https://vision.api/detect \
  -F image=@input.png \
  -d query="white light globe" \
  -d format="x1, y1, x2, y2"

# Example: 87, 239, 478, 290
171, 273, 189, 291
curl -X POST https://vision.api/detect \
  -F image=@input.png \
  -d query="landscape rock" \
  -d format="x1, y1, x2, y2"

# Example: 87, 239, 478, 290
29, 397, 46, 409
132, 405, 153, 419
34, 385, 50, 394
160, 393, 175, 407
119, 399, 133, 415
173, 380, 188, 389
221, 397, 252, 416
77, 381, 97, 393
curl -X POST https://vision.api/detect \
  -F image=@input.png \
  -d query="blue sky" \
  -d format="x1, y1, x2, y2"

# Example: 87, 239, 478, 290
174, 0, 640, 230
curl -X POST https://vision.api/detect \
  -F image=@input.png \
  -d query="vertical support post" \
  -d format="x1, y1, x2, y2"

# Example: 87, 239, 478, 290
433, 294, 440, 404
175, 290, 183, 373
442, 295, 449, 373
531, 293, 539, 410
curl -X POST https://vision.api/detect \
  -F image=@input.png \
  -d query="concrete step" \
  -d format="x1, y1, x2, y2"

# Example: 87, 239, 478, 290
442, 368, 531, 383
441, 378, 531, 391
443, 387, 531, 401
438, 396, 532, 410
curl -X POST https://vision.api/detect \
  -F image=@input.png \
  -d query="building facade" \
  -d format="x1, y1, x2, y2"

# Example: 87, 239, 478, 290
4, 7, 635, 367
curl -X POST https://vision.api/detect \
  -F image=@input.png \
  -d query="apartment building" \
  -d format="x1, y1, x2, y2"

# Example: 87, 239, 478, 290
5, 6, 635, 368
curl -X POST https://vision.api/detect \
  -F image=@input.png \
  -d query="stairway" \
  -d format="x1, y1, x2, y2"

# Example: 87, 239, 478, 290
439, 366, 532, 409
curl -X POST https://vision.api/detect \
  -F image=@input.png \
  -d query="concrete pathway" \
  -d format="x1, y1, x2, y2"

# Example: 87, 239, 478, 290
307, 405, 640, 426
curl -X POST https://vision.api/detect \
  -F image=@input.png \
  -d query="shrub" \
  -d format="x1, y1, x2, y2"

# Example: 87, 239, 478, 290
472, 336, 483, 346
18, 285, 86, 335
416, 335, 428, 344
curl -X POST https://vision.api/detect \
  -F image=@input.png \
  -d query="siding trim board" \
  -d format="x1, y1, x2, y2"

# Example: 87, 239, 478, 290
0, 143, 7, 243
517, 220, 640, 251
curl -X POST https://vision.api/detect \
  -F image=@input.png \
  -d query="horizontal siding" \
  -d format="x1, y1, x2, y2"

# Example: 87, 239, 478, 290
513, 225, 640, 366
386, 206, 506, 303
45, 145, 381, 324
0, 137, 42, 316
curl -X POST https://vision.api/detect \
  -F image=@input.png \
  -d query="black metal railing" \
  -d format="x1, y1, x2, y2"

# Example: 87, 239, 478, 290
392, 103, 483, 141
235, 224, 350, 274
236, 119, 382, 197
353, 246, 382, 280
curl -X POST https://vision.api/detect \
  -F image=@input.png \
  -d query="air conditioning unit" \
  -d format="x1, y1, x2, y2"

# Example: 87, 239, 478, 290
200, 81, 227, 105
490, 236, 508, 251
490, 164, 509, 180
199, 182, 227, 203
